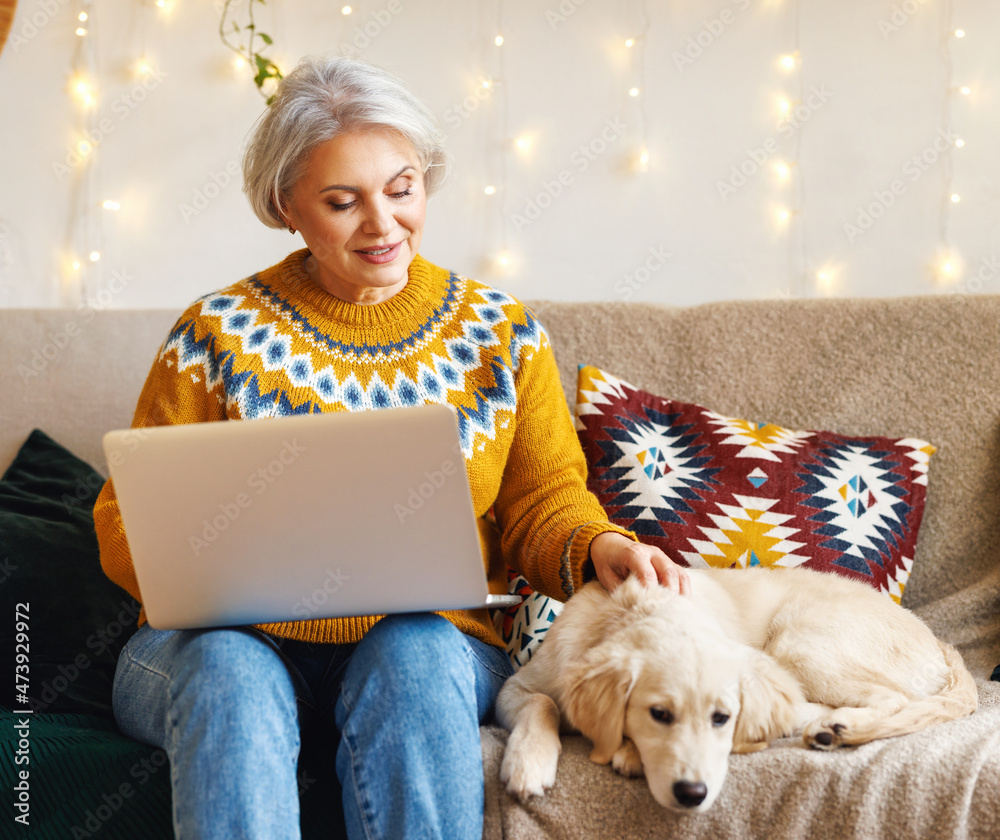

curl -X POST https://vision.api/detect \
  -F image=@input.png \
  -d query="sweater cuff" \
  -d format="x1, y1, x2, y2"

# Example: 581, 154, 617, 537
559, 521, 638, 597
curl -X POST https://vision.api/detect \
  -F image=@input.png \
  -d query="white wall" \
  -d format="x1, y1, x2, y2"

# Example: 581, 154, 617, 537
1, 0, 997, 311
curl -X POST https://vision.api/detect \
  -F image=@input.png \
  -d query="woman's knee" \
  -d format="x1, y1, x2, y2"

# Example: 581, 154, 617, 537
356, 614, 468, 675
169, 629, 296, 709
339, 614, 474, 714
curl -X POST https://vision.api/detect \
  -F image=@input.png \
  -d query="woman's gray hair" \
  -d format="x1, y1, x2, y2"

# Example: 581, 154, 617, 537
242, 55, 449, 229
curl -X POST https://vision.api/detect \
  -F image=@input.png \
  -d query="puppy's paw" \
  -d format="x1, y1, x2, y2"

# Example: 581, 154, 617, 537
611, 738, 644, 778
500, 726, 562, 802
803, 720, 847, 751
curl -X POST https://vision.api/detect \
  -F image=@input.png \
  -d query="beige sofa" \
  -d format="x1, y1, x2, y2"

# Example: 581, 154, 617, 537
2, 295, 999, 839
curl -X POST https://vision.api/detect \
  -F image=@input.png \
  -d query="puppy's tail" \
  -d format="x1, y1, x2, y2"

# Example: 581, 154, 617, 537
831, 641, 978, 746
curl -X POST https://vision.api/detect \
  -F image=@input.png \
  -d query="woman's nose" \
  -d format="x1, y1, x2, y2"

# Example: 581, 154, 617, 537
362, 197, 394, 236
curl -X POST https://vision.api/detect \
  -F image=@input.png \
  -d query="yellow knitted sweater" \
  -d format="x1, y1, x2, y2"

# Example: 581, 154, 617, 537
94, 250, 634, 648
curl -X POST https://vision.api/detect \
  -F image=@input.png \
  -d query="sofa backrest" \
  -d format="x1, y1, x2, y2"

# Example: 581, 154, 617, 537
3, 294, 998, 611
1, 308, 179, 474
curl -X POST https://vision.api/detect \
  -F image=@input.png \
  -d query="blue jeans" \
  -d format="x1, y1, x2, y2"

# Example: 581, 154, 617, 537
113, 613, 513, 840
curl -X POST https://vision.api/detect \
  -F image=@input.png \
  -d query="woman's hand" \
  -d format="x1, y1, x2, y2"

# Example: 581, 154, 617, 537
588, 531, 691, 595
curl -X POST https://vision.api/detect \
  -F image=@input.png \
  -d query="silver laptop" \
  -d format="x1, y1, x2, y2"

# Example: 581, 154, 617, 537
103, 404, 520, 630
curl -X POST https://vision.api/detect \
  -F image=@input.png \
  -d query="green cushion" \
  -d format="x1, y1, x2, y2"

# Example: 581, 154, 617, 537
0, 430, 140, 718
1, 710, 173, 839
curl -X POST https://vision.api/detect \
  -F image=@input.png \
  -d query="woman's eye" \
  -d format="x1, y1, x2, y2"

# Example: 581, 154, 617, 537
330, 201, 355, 212
391, 188, 413, 199
711, 712, 730, 727
650, 707, 674, 725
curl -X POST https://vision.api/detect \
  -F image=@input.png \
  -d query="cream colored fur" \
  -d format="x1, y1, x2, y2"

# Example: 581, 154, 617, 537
496, 566, 978, 812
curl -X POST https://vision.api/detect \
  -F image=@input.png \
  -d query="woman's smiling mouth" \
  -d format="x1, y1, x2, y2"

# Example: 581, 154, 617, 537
356, 242, 403, 264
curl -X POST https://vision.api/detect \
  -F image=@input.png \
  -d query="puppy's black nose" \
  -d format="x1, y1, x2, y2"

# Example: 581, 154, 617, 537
673, 780, 708, 808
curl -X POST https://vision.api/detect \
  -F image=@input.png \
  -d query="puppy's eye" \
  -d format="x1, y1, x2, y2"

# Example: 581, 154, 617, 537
650, 707, 674, 725
711, 711, 730, 727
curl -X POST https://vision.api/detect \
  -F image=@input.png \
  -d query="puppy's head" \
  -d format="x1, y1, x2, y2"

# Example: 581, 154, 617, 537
622, 644, 742, 812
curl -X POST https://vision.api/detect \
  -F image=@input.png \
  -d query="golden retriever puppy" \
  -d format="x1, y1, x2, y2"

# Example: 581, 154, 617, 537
496, 566, 977, 812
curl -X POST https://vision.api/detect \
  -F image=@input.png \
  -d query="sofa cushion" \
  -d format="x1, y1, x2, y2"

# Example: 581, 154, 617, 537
0, 430, 140, 717
575, 365, 934, 602
493, 569, 564, 668
0, 710, 173, 838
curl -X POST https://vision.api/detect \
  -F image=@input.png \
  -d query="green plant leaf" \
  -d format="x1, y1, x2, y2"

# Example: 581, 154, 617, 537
259, 32, 273, 45
253, 55, 281, 88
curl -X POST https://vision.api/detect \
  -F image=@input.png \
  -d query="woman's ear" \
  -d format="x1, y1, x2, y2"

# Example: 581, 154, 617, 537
273, 190, 296, 232
733, 649, 805, 753
564, 655, 637, 765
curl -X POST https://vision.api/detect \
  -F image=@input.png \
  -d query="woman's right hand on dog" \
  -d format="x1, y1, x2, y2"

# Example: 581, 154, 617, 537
588, 532, 691, 595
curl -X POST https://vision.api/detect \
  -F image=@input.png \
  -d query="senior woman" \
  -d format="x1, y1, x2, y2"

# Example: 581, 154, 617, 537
94, 55, 689, 840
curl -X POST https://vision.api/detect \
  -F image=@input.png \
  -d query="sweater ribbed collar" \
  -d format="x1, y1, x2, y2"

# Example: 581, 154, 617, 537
273, 249, 450, 332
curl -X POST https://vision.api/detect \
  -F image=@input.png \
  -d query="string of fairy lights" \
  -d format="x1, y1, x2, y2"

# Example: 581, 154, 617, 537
66, 0, 100, 305
58, 1, 976, 304
780, 0, 806, 297
626, 0, 652, 174
488, 0, 511, 275
936, 0, 963, 285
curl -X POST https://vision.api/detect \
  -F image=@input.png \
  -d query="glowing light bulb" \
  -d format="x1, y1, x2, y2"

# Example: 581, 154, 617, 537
780, 53, 797, 70
76, 27, 87, 36
78, 12, 88, 22
481, 80, 491, 90
515, 135, 532, 153
775, 208, 791, 227
934, 252, 962, 284
72, 77, 95, 107
89, 251, 101, 263
816, 269, 833, 289
135, 56, 153, 78
77, 140, 93, 156
955, 29, 965, 38
636, 149, 650, 171
777, 97, 792, 116
495, 35, 504, 46
960, 86, 971, 95
628, 87, 639, 97
951, 194, 961, 203
625, 38, 635, 48
341, 5, 352, 14
774, 161, 791, 181
955, 138, 965, 148
233, 55, 248, 71
102, 200, 121, 211
484, 185, 496, 196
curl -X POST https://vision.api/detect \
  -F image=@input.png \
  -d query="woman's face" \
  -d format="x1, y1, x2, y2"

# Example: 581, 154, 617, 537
280, 128, 427, 305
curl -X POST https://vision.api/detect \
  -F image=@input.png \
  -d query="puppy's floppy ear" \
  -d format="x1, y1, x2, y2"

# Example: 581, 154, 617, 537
564, 655, 637, 765
733, 649, 805, 753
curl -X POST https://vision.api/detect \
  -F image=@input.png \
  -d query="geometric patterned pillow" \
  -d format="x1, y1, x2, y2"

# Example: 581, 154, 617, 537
493, 569, 563, 670
575, 365, 935, 604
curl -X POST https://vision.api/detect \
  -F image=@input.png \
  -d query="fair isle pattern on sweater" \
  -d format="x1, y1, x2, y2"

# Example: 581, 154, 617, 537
157, 266, 544, 456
